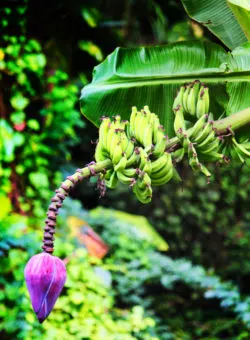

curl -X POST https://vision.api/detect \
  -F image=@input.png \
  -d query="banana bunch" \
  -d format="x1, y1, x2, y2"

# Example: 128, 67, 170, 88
219, 137, 250, 163
94, 107, 175, 204
173, 80, 210, 119
189, 114, 222, 162
95, 115, 136, 189
173, 82, 222, 178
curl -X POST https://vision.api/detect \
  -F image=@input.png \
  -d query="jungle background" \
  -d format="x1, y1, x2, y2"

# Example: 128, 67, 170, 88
1, 0, 250, 339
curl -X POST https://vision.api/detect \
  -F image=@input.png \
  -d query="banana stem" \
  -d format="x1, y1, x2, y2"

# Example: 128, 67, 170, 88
42, 159, 112, 254
166, 107, 250, 150
213, 107, 250, 134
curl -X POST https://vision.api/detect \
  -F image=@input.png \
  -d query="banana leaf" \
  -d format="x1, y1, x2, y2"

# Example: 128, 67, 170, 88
181, 0, 248, 50
80, 41, 250, 138
228, 0, 250, 40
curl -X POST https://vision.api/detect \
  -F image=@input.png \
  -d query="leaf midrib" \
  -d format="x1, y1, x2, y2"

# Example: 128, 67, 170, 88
85, 72, 250, 90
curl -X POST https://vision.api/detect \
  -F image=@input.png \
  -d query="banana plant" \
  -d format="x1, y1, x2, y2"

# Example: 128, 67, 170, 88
24, 0, 250, 324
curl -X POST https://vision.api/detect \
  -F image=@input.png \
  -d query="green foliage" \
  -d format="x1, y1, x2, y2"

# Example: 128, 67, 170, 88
80, 41, 250, 137
181, 0, 248, 49
0, 7, 84, 216
227, 0, 250, 41
0, 208, 161, 340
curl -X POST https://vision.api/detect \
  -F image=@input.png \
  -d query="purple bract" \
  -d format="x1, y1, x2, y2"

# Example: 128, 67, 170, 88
24, 252, 67, 323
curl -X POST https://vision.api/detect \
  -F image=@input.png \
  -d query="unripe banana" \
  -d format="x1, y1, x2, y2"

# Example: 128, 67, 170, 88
193, 121, 211, 144
196, 129, 216, 150
106, 171, 118, 189
117, 170, 136, 185
99, 117, 111, 149
95, 143, 108, 162
114, 155, 127, 172
173, 147, 185, 162
188, 114, 207, 140
151, 153, 168, 173
129, 106, 138, 137
202, 87, 210, 114
124, 139, 134, 159
111, 144, 123, 165
139, 147, 148, 170
123, 168, 137, 177
151, 165, 173, 186
151, 153, 172, 178
192, 80, 201, 101
196, 86, 206, 118
173, 86, 185, 111
232, 137, 250, 157
133, 181, 152, 204
200, 164, 211, 177
153, 136, 167, 158
187, 86, 197, 116
143, 106, 152, 124
143, 123, 153, 148
152, 115, 161, 144
182, 85, 191, 113
126, 152, 138, 167
199, 138, 220, 155
174, 109, 185, 136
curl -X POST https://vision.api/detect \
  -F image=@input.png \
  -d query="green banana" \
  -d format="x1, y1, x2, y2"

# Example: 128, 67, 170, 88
151, 165, 173, 186
182, 84, 191, 113
203, 86, 210, 114
117, 170, 136, 185
151, 153, 169, 173
173, 86, 185, 111
114, 155, 127, 172
143, 123, 153, 148
197, 130, 216, 150
111, 143, 123, 165
105, 171, 118, 189
187, 86, 197, 116
153, 136, 167, 158
126, 152, 138, 167
174, 109, 185, 136
193, 121, 211, 144
99, 117, 111, 149
232, 137, 250, 157
189, 114, 207, 140
95, 143, 108, 162
132, 181, 152, 204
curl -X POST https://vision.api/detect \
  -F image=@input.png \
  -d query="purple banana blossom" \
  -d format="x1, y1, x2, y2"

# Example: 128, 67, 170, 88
24, 252, 67, 323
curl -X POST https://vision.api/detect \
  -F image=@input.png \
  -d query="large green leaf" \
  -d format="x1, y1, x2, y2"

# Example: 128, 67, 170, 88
181, 0, 248, 49
228, 0, 250, 40
80, 41, 250, 137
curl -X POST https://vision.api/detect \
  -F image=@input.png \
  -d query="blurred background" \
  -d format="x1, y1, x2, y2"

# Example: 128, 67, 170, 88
1, 1, 250, 339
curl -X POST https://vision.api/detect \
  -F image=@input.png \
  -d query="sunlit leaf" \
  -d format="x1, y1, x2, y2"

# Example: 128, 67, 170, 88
80, 41, 250, 137
90, 207, 169, 251
181, 0, 248, 49
227, 0, 250, 40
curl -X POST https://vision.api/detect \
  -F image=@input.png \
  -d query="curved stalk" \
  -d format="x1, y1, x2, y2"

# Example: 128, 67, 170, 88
42, 159, 112, 254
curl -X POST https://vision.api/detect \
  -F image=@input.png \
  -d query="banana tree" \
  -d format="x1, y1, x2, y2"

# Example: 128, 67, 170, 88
24, 0, 250, 324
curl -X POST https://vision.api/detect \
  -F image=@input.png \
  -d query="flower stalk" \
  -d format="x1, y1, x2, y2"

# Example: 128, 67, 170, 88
42, 159, 112, 254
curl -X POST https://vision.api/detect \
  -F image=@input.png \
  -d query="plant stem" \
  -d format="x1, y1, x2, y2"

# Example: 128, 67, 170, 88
42, 159, 112, 254
213, 107, 250, 134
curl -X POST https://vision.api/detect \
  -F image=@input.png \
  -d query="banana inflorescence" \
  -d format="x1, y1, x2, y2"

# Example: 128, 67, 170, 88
95, 107, 174, 204
94, 81, 249, 204
172, 80, 224, 177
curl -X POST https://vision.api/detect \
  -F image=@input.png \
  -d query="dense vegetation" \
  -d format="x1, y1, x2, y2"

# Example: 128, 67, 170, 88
1, 1, 250, 339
